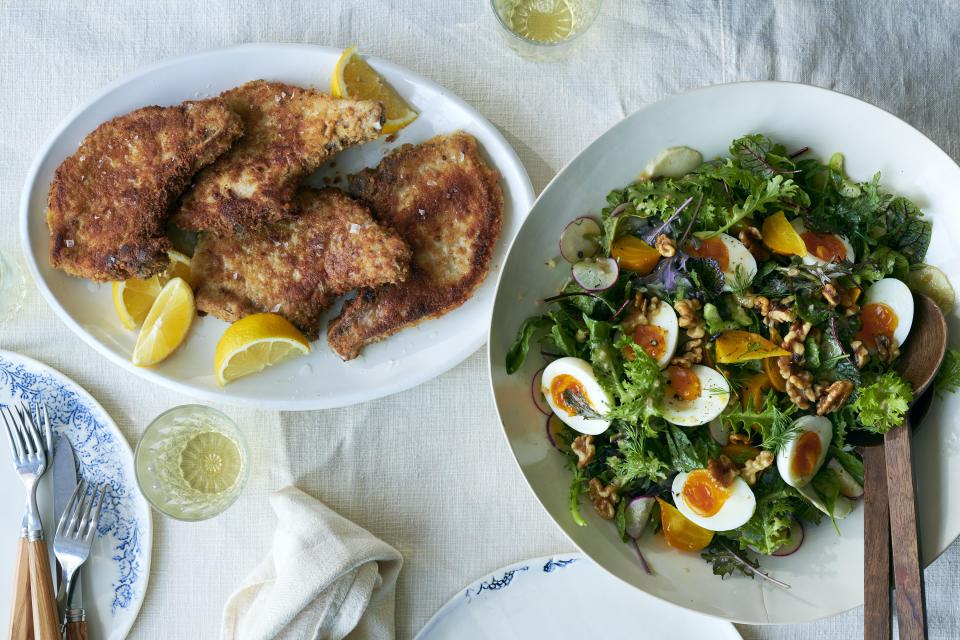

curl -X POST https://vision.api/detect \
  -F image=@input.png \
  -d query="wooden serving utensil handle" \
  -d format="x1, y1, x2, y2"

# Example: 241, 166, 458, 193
862, 445, 891, 640
27, 539, 60, 640
65, 621, 88, 640
9, 536, 34, 640
885, 419, 928, 640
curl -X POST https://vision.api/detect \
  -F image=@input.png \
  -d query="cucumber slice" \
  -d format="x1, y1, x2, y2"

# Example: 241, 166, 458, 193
644, 146, 703, 179
625, 496, 655, 539
827, 458, 864, 499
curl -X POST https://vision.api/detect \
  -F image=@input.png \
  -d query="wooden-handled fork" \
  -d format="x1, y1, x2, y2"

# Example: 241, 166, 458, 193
2, 404, 60, 640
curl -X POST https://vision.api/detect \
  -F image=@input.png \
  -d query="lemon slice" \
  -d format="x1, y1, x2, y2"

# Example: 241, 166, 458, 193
132, 277, 195, 366
331, 46, 418, 134
179, 432, 242, 494
908, 263, 956, 312
214, 313, 310, 386
163, 249, 194, 287
113, 275, 163, 330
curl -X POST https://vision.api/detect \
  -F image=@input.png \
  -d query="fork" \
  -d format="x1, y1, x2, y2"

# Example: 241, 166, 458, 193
2, 403, 60, 640
54, 480, 105, 640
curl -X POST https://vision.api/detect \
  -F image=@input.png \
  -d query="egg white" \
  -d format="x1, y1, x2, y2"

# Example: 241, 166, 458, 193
660, 364, 730, 426
790, 218, 855, 266
642, 303, 679, 369
671, 472, 756, 531
716, 233, 757, 292
541, 357, 613, 435
861, 277, 914, 347
777, 415, 833, 488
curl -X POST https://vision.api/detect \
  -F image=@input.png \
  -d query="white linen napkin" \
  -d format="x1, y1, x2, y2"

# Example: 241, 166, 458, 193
221, 486, 403, 640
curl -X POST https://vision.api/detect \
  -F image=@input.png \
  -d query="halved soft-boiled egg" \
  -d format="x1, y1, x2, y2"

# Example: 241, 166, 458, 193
660, 364, 730, 426
854, 277, 914, 349
626, 303, 679, 369
671, 469, 756, 531
686, 233, 757, 292
541, 357, 613, 435
790, 218, 855, 266
777, 415, 832, 488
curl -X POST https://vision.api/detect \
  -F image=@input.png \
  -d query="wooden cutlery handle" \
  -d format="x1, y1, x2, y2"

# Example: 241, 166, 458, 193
27, 539, 59, 640
9, 536, 34, 640
65, 621, 88, 640
885, 422, 927, 640
862, 445, 891, 640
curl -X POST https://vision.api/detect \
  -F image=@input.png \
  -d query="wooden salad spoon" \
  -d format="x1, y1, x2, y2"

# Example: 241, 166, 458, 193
852, 292, 946, 640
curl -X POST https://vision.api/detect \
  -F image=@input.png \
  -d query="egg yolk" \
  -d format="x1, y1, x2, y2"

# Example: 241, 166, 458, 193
686, 237, 730, 271
801, 232, 847, 263
549, 374, 591, 417
681, 469, 732, 518
632, 324, 667, 361
854, 302, 898, 349
790, 431, 823, 479
667, 366, 701, 402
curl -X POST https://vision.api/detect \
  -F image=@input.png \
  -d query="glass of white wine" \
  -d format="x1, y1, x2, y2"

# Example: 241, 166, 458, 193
134, 405, 249, 521
491, 0, 603, 61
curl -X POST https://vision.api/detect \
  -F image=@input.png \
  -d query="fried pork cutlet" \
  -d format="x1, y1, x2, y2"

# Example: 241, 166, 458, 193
173, 80, 385, 236
47, 99, 242, 281
327, 132, 503, 360
191, 187, 410, 340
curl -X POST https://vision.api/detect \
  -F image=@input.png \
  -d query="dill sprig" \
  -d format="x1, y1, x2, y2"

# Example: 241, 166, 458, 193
722, 392, 798, 450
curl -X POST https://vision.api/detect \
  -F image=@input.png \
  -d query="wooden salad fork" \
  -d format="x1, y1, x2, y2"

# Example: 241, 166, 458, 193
854, 292, 946, 640
2, 403, 60, 640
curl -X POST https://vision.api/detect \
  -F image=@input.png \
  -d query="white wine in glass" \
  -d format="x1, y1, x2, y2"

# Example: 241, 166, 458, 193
135, 405, 249, 521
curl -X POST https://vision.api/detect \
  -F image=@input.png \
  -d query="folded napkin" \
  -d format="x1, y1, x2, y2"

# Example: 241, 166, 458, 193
221, 486, 403, 640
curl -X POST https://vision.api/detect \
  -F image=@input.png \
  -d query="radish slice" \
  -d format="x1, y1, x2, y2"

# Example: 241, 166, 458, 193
772, 520, 805, 556
560, 217, 602, 262
709, 418, 730, 446
625, 496, 655, 539
546, 414, 569, 452
572, 258, 619, 291
827, 458, 864, 499
531, 368, 551, 415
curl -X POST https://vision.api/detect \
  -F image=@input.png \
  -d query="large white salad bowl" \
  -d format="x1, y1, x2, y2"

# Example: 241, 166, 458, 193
488, 81, 960, 623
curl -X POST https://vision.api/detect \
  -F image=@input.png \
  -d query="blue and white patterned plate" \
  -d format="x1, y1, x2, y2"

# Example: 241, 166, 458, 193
0, 350, 151, 639
416, 553, 741, 639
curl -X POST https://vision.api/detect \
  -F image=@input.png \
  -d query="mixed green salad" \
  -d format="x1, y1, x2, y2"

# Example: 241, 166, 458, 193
507, 134, 960, 584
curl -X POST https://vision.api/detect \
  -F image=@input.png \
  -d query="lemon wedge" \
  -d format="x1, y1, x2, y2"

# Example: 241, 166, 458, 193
113, 275, 163, 330
113, 250, 195, 329
164, 249, 194, 287
179, 431, 243, 494
214, 313, 310, 386
132, 277, 195, 366
331, 46, 418, 134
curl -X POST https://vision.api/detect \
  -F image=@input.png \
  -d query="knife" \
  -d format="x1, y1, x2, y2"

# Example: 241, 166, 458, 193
52, 439, 84, 634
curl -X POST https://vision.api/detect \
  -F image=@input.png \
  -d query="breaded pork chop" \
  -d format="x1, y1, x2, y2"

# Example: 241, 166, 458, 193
46, 99, 242, 281
173, 80, 385, 235
327, 132, 503, 360
191, 187, 410, 340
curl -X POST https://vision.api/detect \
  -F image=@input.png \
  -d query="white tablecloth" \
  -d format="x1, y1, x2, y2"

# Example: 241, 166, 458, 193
1, 1, 958, 638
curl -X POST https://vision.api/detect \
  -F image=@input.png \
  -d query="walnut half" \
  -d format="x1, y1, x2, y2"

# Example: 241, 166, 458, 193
740, 451, 774, 486
816, 380, 854, 415
571, 434, 595, 468
588, 478, 619, 520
